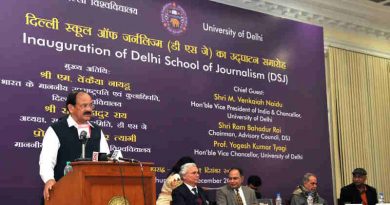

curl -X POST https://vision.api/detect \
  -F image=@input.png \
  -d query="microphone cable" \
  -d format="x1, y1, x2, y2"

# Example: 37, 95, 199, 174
139, 161, 146, 205
116, 161, 128, 205
120, 158, 146, 205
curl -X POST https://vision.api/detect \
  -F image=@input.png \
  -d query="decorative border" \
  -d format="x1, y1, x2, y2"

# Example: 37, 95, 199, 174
214, 0, 390, 40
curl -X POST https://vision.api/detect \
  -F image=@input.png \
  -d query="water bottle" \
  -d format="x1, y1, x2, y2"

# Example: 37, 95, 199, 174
275, 193, 282, 205
378, 192, 384, 204
307, 193, 314, 205
64, 161, 73, 176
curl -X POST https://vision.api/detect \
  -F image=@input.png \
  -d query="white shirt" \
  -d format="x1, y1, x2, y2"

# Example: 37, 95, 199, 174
39, 116, 110, 183
184, 183, 198, 195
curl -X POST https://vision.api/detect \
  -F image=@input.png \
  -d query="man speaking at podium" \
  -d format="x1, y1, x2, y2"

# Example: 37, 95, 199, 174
39, 91, 110, 202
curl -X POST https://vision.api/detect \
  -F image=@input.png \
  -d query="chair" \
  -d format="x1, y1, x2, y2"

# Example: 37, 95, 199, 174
202, 187, 220, 205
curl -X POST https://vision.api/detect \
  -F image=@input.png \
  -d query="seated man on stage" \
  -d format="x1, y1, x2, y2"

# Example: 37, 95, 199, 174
339, 168, 378, 205
290, 173, 327, 205
247, 175, 262, 199
216, 167, 257, 205
157, 156, 196, 205
39, 91, 110, 201
172, 163, 209, 205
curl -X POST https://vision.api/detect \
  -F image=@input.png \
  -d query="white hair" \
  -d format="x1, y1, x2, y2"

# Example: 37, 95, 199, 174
179, 163, 197, 178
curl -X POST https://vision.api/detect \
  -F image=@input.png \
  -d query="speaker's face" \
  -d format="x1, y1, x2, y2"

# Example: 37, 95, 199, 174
69, 92, 94, 124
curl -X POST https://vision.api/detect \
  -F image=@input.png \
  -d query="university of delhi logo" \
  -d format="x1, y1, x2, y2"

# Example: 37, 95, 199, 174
161, 2, 188, 35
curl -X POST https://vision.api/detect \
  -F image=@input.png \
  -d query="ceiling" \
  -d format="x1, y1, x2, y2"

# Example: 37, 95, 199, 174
212, 0, 390, 40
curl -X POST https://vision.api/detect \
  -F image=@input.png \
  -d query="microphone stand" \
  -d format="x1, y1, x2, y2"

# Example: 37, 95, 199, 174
81, 140, 86, 159
75, 134, 91, 161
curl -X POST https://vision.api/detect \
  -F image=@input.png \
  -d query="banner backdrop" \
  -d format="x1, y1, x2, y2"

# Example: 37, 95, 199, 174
0, 0, 332, 204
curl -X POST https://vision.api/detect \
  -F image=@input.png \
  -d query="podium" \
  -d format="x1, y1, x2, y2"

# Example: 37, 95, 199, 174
46, 161, 156, 205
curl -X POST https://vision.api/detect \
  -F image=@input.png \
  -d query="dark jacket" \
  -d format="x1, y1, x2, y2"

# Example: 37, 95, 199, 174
52, 117, 101, 181
290, 185, 327, 205
340, 183, 378, 205
172, 183, 209, 205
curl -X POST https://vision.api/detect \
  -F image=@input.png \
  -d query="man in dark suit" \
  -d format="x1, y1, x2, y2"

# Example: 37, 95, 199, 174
172, 163, 209, 205
340, 168, 378, 205
216, 168, 257, 205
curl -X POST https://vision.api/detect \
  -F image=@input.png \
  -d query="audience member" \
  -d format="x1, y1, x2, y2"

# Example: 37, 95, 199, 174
172, 163, 209, 205
340, 168, 378, 205
290, 173, 327, 205
216, 167, 257, 205
247, 175, 262, 199
157, 156, 195, 205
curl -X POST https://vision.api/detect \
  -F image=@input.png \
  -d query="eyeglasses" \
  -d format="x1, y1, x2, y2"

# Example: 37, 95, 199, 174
76, 103, 95, 109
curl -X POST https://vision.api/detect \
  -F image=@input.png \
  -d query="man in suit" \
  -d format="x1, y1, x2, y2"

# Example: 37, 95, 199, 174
216, 168, 257, 205
339, 168, 378, 205
172, 163, 209, 205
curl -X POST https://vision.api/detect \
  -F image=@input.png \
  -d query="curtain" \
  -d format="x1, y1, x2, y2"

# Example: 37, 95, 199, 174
326, 46, 390, 201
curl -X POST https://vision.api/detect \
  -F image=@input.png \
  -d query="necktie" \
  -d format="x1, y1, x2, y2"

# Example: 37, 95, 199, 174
192, 188, 202, 205
235, 189, 244, 205
192, 188, 198, 196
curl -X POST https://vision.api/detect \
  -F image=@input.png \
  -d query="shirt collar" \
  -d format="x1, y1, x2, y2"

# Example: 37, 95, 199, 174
184, 182, 197, 191
67, 115, 94, 128
230, 186, 242, 192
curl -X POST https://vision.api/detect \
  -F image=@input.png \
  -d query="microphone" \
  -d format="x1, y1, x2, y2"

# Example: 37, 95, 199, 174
118, 157, 140, 163
111, 150, 123, 162
79, 130, 88, 159
79, 130, 87, 141
75, 131, 90, 161
96, 153, 121, 162
110, 150, 139, 163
